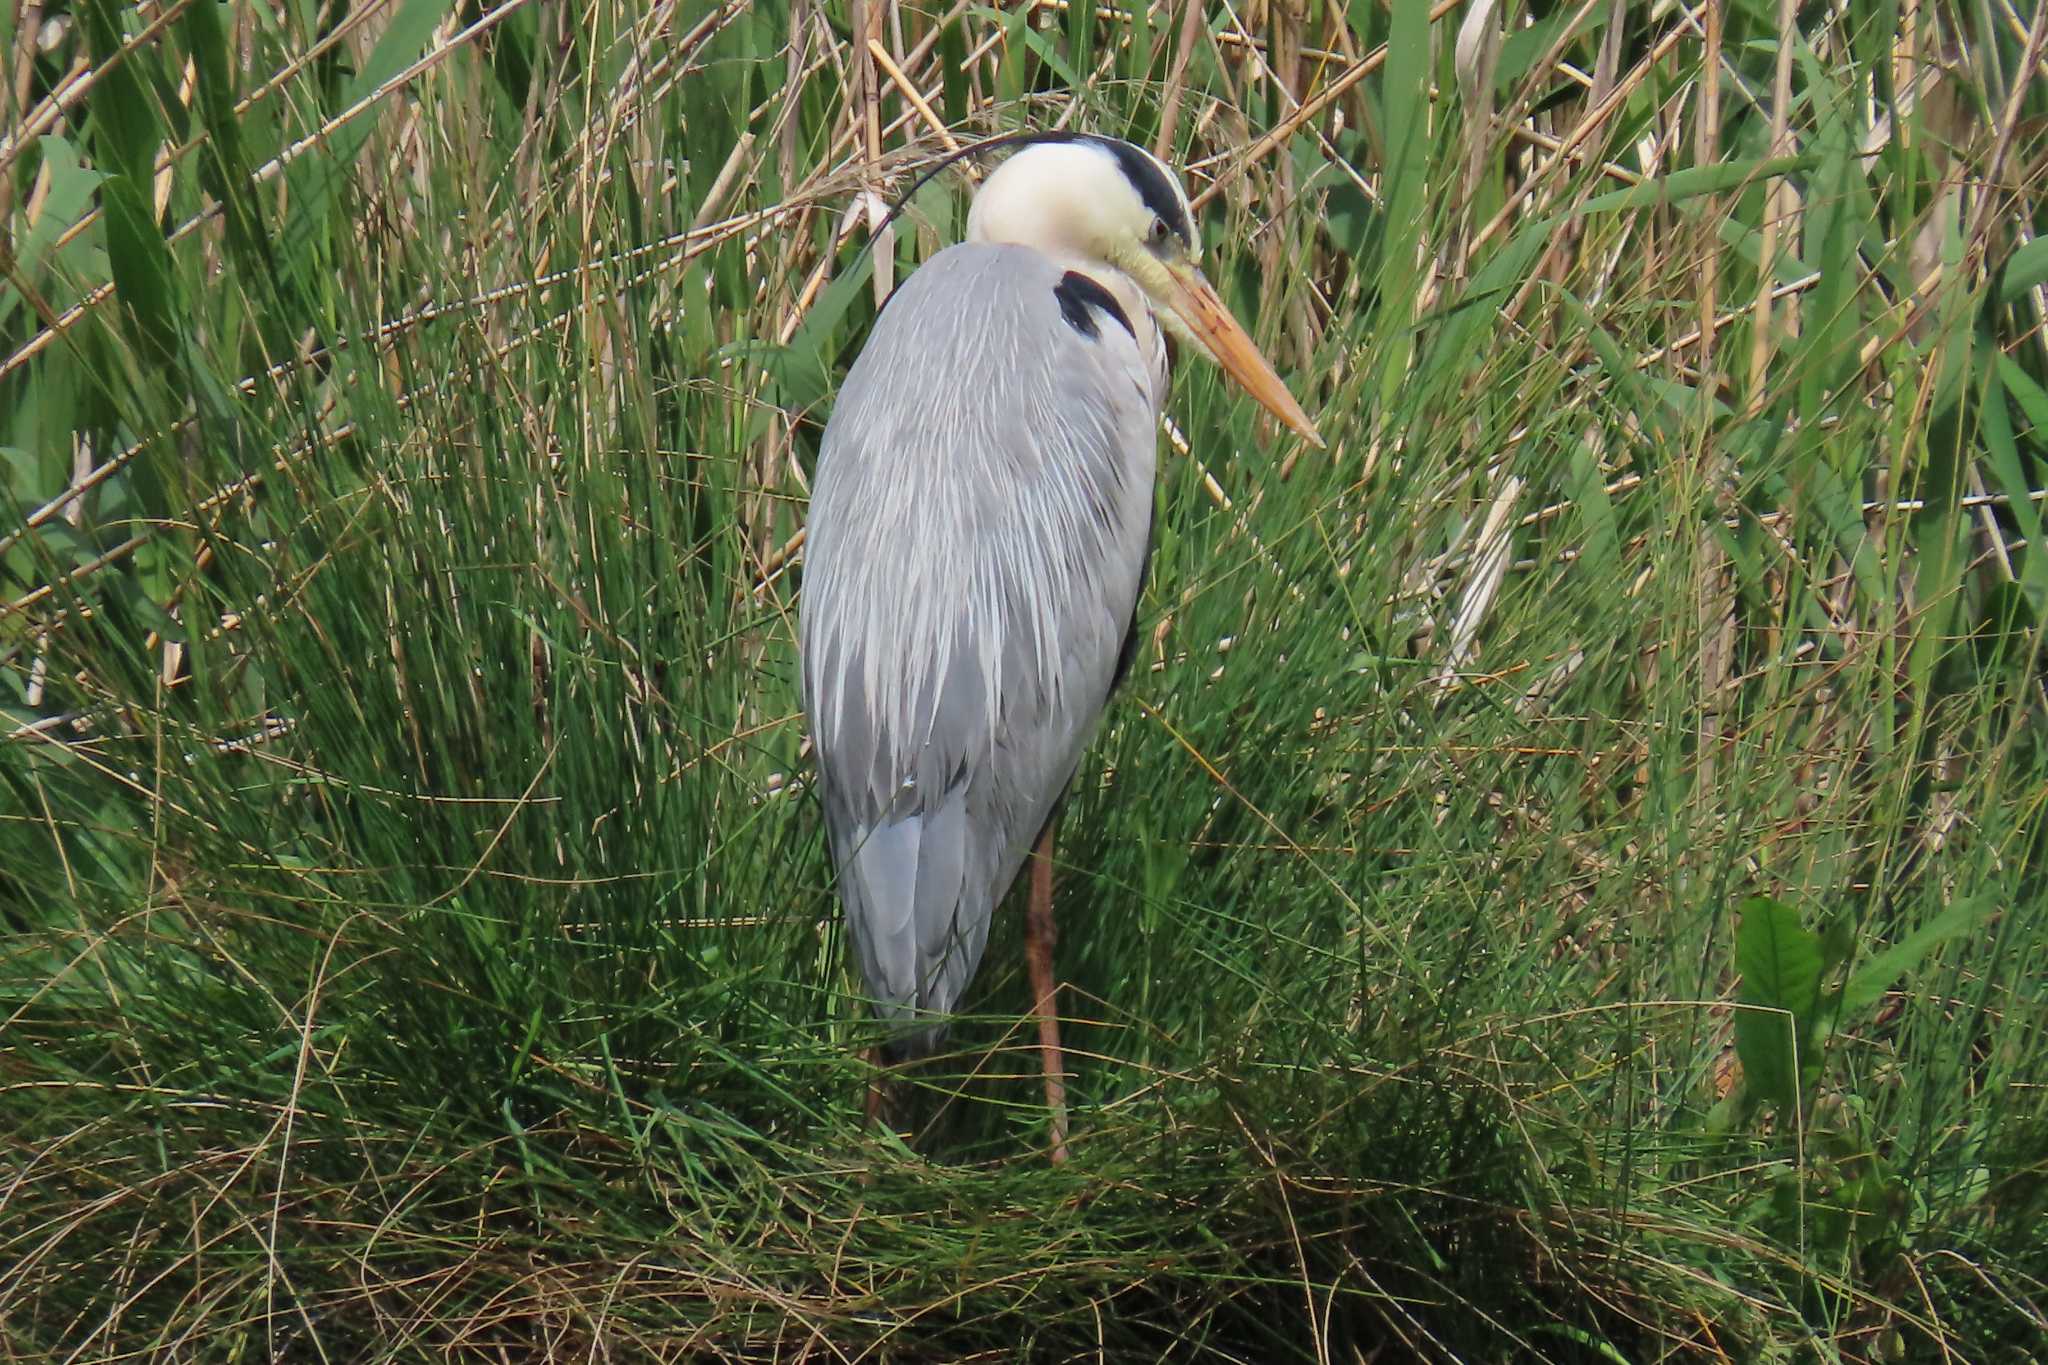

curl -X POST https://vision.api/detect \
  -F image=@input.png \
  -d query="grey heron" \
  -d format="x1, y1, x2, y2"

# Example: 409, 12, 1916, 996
798, 132, 1320, 1161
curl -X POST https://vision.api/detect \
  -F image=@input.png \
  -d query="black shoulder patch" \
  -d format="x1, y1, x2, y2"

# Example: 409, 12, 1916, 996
1053, 271, 1135, 341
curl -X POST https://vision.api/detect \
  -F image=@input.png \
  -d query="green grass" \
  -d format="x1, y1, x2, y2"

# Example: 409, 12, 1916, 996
4, 1, 2046, 1359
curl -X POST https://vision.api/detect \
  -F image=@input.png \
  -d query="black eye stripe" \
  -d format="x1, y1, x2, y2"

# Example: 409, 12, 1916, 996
1088, 137, 1194, 248
867, 130, 1199, 272
1016, 131, 1193, 249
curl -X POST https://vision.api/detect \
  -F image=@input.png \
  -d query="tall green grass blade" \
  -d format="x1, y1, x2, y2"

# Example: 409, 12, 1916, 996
97, 174, 181, 371
79, 0, 164, 187
280, 0, 454, 280
1577, 154, 1819, 214
2001, 236, 2048, 301
1838, 894, 1998, 1019
1374, 0, 1431, 423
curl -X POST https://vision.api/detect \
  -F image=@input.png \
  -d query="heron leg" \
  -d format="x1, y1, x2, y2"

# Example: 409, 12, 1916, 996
1026, 826, 1070, 1164
864, 1049, 886, 1128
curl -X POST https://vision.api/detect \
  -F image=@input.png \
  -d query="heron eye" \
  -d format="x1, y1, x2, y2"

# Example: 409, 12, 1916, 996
1147, 216, 1171, 247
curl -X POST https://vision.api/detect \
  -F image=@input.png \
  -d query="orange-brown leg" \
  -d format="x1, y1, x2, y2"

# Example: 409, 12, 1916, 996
1026, 825, 1070, 1163
865, 1047, 888, 1117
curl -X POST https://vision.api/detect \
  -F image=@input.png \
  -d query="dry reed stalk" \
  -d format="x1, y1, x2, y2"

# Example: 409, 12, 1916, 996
1695, 0, 1734, 801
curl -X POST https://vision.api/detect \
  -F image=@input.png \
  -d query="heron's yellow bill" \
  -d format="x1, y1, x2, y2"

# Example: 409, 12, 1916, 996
1161, 262, 1323, 448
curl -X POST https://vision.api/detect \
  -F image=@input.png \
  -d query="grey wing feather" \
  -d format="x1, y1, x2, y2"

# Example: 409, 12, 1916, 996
798, 243, 1166, 1052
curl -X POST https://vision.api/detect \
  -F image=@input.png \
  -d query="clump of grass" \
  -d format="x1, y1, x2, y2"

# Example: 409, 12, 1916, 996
4, 1, 2045, 1359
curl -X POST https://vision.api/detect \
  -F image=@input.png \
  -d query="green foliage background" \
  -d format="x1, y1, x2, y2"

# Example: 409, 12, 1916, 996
2, 1, 2044, 1359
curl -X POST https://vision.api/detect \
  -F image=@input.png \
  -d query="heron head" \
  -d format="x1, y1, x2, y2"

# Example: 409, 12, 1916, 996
967, 134, 1322, 447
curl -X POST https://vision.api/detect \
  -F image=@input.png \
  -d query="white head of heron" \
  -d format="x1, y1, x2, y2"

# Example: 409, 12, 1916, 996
965, 135, 1323, 447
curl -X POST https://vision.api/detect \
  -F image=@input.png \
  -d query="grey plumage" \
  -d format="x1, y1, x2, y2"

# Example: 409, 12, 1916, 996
797, 137, 1318, 1089
799, 242, 1167, 1054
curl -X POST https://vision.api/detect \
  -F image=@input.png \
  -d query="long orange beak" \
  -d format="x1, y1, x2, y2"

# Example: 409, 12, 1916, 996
1161, 261, 1323, 448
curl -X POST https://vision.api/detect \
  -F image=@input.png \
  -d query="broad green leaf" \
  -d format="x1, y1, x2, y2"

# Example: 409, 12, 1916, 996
0, 137, 106, 335
1735, 895, 1823, 1113
27, 520, 101, 569
12, 136, 103, 276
